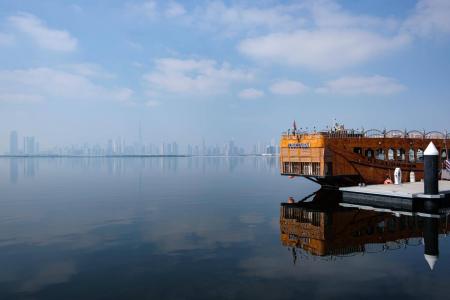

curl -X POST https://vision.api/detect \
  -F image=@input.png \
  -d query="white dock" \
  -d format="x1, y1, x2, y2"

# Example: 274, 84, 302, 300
340, 181, 450, 199
340, 181, 450, 211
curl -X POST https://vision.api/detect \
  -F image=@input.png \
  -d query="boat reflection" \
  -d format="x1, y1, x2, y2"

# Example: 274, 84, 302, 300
280, 189, 450, 270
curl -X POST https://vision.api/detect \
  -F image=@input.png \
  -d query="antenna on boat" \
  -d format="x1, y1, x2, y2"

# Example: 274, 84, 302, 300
445, 130, 448, 160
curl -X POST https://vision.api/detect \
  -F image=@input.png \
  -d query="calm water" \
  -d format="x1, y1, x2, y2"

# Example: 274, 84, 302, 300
0, 157, 449, 300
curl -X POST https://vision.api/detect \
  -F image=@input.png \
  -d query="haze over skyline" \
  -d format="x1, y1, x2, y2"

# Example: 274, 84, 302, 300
1, 0, 450, 152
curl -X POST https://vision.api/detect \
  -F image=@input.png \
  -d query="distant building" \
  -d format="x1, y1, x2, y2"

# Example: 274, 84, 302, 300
265, 145, 276, 155
107, 139, 114, 155
9, 131, 19, 155
23, 136, 36, 155
202, 139, 206, 156
172, 142, 178, 155
228, 140, 236, 156
162, 143, 173, 155
115, 138, 122, 154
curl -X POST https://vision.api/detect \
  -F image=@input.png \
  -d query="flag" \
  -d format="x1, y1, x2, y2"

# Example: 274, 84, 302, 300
445, 159, 450, 170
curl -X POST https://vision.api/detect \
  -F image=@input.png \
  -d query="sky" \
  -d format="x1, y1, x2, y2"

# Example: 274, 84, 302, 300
0, 0, 450, 151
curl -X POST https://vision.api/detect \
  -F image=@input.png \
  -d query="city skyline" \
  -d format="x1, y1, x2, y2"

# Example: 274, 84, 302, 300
1, 0, 450, 152
5, 129, 279, 156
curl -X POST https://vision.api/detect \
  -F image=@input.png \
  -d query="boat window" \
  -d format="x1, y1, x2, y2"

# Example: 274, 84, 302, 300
365, 148, 374, 158
353, 147, 362, 154
388, 148, 395, 160
417, 149, 424, 162
312, 212, 321, 226
408, 149, 415, 162
376, 148, 385, 160
325, 162, 333, 176
397, 148, 405, 161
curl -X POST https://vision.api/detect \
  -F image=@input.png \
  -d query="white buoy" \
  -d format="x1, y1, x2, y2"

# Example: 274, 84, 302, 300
394, 168, 402, 185
410, 171, 415, 183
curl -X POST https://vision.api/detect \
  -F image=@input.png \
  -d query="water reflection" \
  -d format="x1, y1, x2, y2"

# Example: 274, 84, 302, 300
1, 157, 450, 299
6, 158, 39, 183
280, 189, 449, 269
0, 156, 295, 299
9, 158, 18, 184
3, 156, 278, 183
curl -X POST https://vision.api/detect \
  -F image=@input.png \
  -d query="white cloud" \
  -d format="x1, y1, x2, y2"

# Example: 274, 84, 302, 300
59, 63, 116, 79
8, 13, 77, 52
126, 40, 144, 51
194, 1, 304, 35
126, 1, 185, 19
403, 0, 450, 36
186, 0, 401, 37
189, 0, 405, 71
270, 80, 308, 95
125, 0, 450, 74
0, 67, 133, 104
69, 4, 83, 14
316, 75, 406, 95
126, 1, 158, 18
165, 1, 186, 17
238, 88, 264, 99
146, 100, 160, 107
0, 93, 43, 104
310, 0, 399, 31
239, 30, 410, 70
0, 32, 14, 46
143, 58, 252, 95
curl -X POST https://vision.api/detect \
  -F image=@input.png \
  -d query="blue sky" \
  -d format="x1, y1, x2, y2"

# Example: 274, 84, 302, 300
0, 0, 449, 151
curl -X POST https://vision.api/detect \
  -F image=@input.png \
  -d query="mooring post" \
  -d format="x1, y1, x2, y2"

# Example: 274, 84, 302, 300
424, 141, 439, 195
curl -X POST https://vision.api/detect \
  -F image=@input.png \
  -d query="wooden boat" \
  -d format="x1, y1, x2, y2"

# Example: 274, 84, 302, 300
280, 122, 449, 187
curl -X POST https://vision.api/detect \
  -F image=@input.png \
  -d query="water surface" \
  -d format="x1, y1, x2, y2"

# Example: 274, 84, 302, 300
0, 157, 449, 299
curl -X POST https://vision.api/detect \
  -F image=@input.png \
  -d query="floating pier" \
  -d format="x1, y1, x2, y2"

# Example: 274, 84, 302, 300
340, 181, 450, 210
340, 142, 450, 210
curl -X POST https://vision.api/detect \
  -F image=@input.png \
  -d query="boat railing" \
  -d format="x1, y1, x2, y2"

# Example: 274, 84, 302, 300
281, 129, 450, 139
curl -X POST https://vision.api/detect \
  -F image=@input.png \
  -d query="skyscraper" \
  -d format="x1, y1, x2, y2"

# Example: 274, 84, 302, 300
138, 122, 143, 154
9, 131, 18, 155
172, 142, 178, 155
107, 139, 114, 155
23, 136, 36, 155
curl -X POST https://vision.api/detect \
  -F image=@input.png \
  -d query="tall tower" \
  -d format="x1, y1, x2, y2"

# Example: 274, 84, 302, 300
138, 121, 143, 154
23, 136, 35, 155
9, 131, 18, 155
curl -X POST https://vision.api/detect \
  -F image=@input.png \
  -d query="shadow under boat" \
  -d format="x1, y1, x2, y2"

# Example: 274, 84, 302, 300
280, 189, 450, 270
